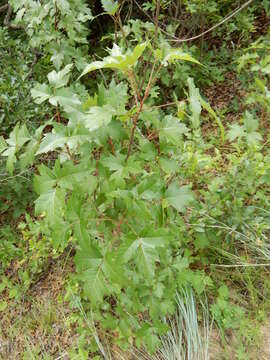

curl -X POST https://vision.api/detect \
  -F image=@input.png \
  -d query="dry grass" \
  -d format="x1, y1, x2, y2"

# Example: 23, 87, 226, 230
0, 260, 76, 359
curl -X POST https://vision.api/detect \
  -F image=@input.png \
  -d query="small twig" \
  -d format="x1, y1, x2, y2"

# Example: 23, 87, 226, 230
4, 4, 12, 26
148, 62, 162, 93
154, 0, 160, 39
98, 68, 108, 88
144, 58, 158, 99
116, 11, 128, 47
107, 137, 115, 155
0, 169, 33, 183
151, 101, 180, 109
134, 0, 254, 44
0, 4, 8, 13
133, 0, 155, 24
168, 0, 255, 43
56, 106, 61, 123
54, 1, 59, 30
25, 49, 41, 80
210, 263, 270, 268
124, 0, 133, 22
65, 144, 76, 164
54, 352, 69, 360
127, 70, 141, 106
113, 16, 118, 42
125, 100, 144, 162
138, 49, 153, 94
3, 4, 24, 29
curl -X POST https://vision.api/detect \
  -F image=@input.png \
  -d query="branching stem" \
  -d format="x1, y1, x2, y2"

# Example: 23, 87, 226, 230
125, 58, 161, 161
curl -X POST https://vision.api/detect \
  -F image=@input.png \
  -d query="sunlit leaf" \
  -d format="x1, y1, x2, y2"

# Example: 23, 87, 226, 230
101, 0, 119, 15
80, 42, 148, 78
47, 64, 73, 89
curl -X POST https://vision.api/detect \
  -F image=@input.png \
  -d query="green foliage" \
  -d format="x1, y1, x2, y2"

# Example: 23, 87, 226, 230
80, 42, 148, 76
211, 285, 245, 332
10, 0, 92, 69
227, 111, 262, 147
0, 28, 47, 134
101, 0, 119, 16
0, 27, 51, 221
0, 217, 62, 302
1, 0, 270, 357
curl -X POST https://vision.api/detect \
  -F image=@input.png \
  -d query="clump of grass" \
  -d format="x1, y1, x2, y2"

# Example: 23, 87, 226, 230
93, 289, 210, 360
154, 289, 210, 360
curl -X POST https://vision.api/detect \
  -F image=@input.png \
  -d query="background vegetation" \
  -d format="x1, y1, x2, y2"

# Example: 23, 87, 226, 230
1, 0, 270, 359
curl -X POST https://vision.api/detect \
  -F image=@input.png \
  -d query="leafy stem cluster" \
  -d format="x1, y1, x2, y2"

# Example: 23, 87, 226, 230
1, 0, 270, 356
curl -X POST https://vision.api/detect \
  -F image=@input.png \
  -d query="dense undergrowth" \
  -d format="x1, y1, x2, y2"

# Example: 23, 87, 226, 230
1, 1, 270, 359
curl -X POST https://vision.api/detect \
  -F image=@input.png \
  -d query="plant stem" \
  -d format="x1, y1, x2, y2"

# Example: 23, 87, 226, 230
154, 0, 160, 39
56, 106, 61, 122
125, 60, 159, 162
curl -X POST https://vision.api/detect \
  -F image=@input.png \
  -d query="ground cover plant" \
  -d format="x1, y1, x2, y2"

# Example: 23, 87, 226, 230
1, 1, 270, 359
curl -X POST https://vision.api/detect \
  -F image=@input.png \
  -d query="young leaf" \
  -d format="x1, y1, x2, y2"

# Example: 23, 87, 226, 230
160, 115, 189, 142
243, 111, 259, 133
34, 164, 57, 194
79, 42, 148, 78
227, 124, 245, 142
98, 80, 128, 114
47, 64, 73, 89
237, 53, 258, 72
35, 188, 66, 225
55, 161, 97, 195
75, 247, 125, 306
49, 88, 81, 107
101, 0, 119, 15
187, 78, 201, 129
246, 131, 262, 146
36, 133, 69, 154
2, 124, 31, 174
200, 98, 225, 143
161, 49, 201, 66
31, 83, 52, 104
36, 130, 92, 155
3, 147, 16, 175
123, 235, 167, 279
5, 123, 30, 150
165, 182, 194, 212
81, 263, 107, 306
84, 105, 115, 131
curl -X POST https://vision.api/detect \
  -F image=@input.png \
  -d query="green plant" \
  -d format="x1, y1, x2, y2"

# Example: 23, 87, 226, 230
211, 285, 244, 334
9, 0, 92, 69
2, 0, 270, 357
91, 289, 210, 360
22, 41, 205, 352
